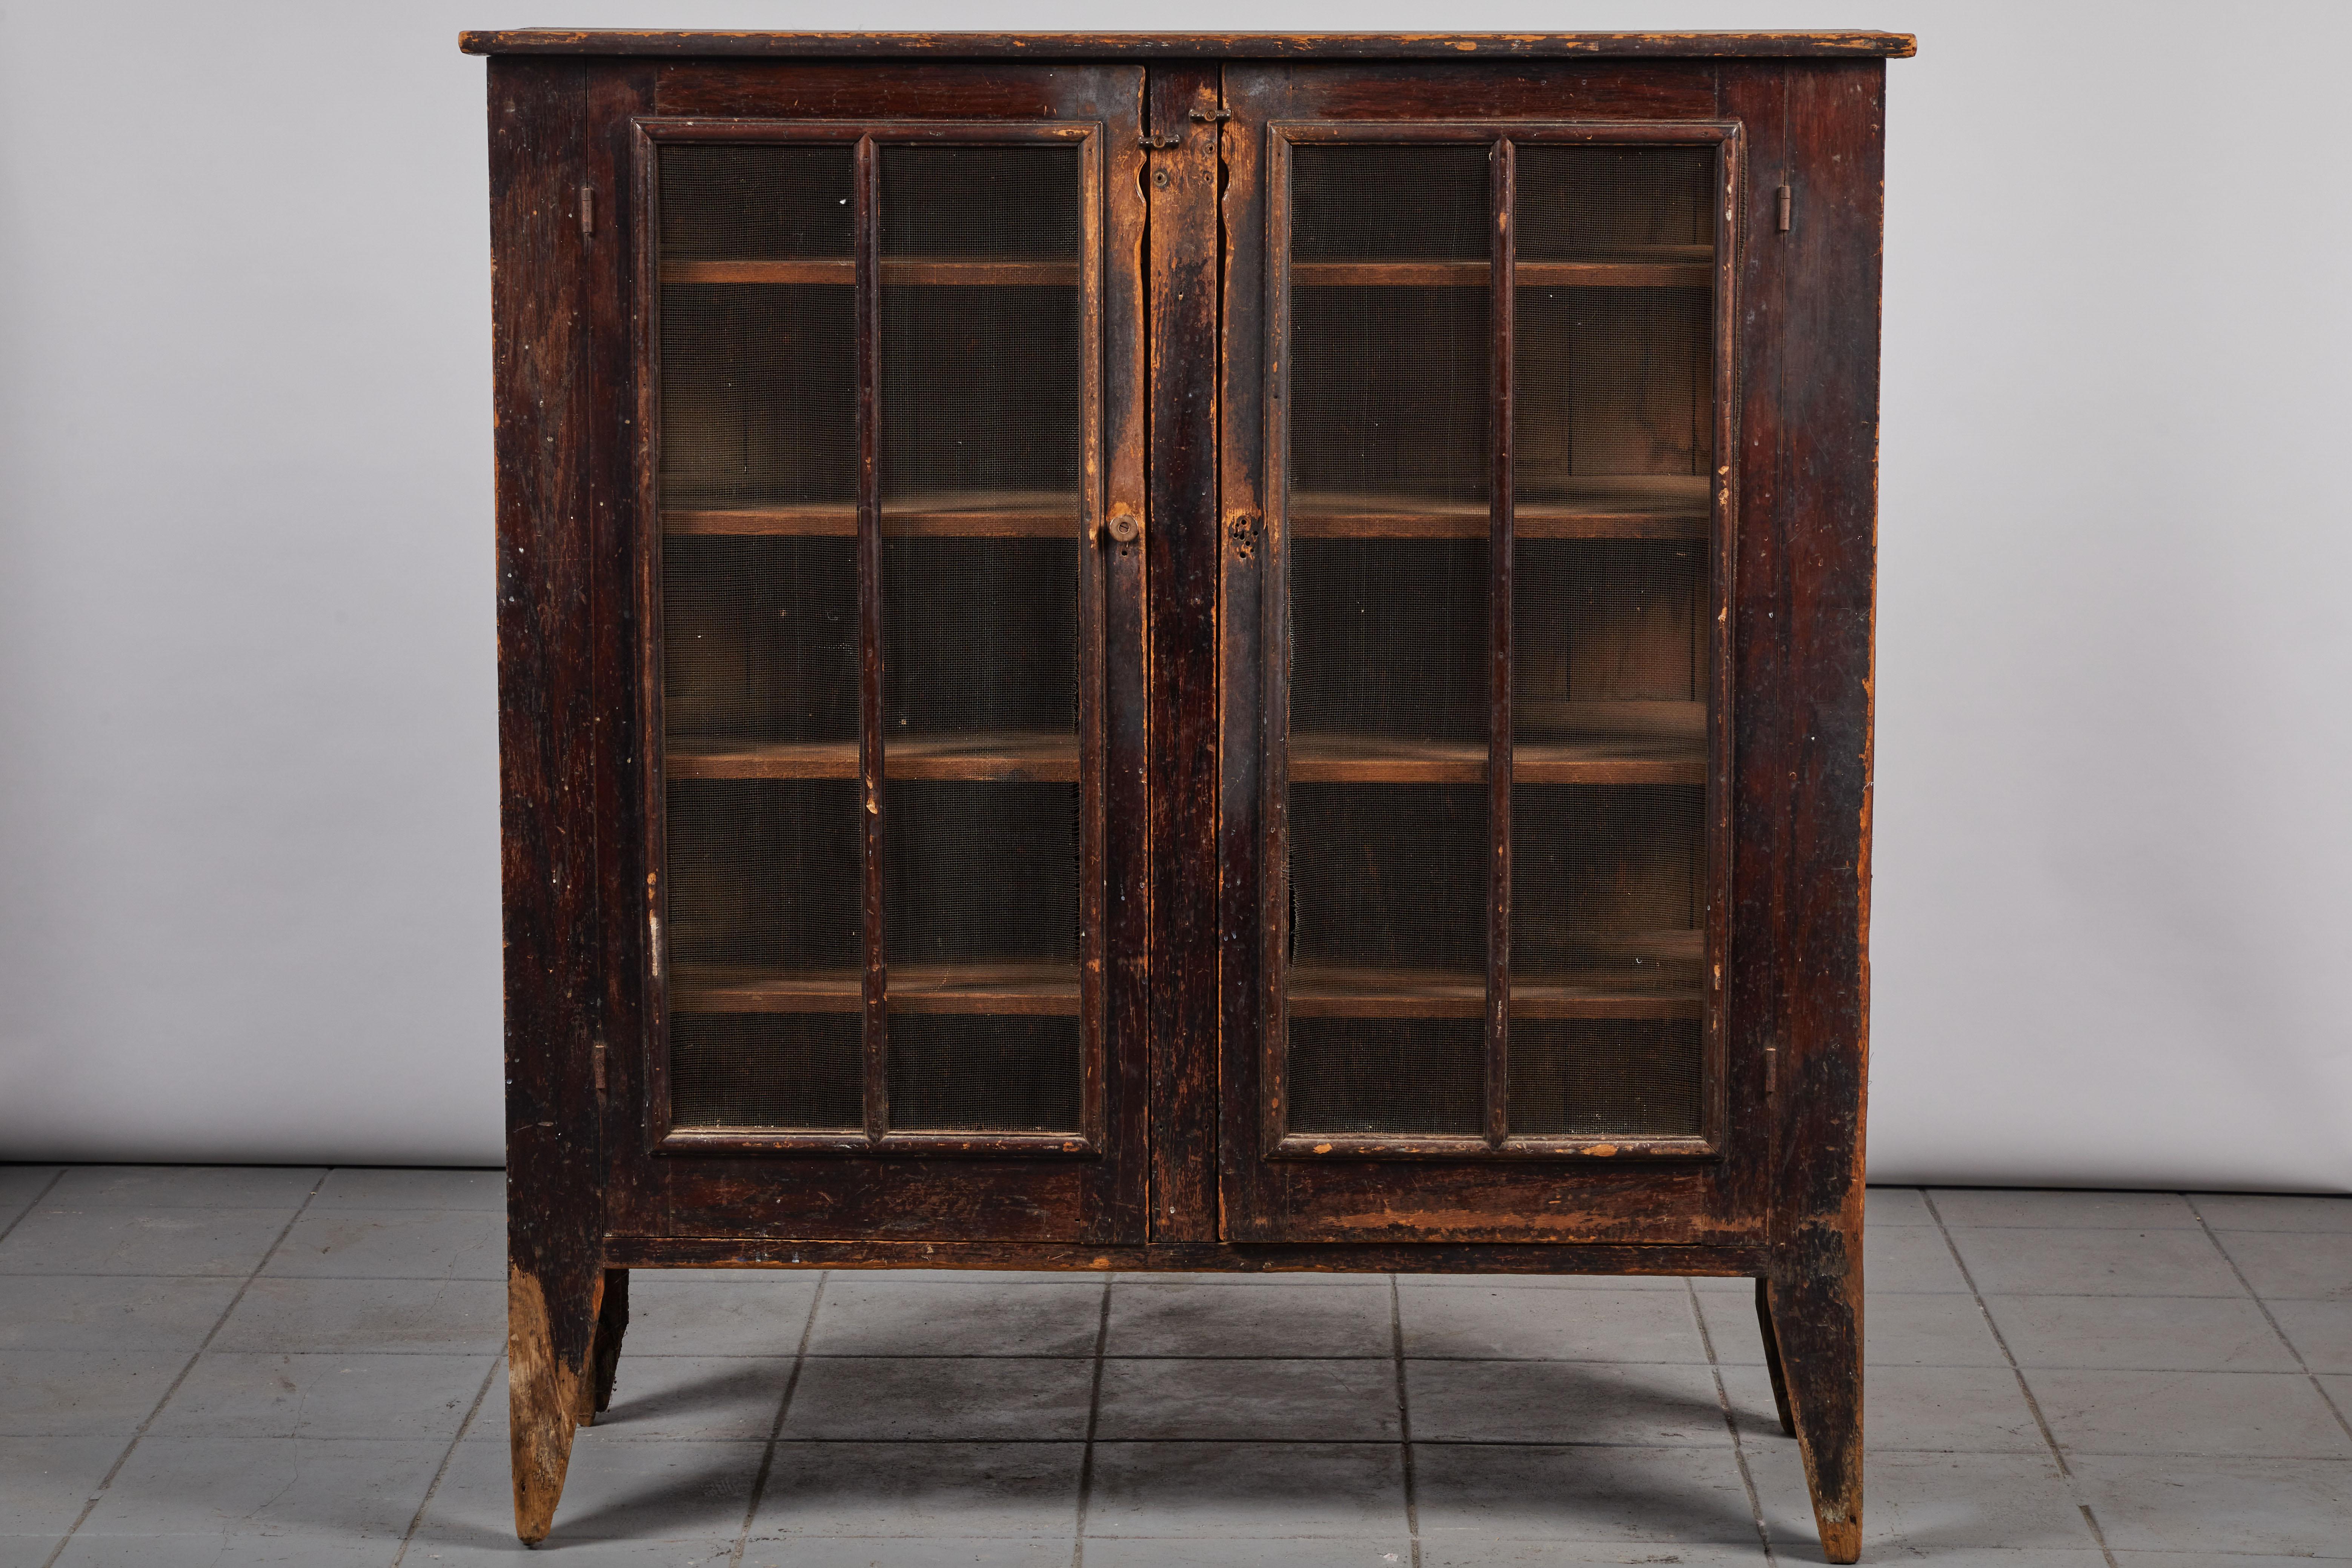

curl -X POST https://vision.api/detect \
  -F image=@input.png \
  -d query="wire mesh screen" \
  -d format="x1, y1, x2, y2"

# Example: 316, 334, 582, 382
1290, 1019, 1483, 1136
664, 537, 859, 749
1516, 145, 1715, 262
1510, 1020, 1702, 1137
889, 1016, 1084, 1133
657, 144, 862, 1131
1284, 146, 1492, 1137
880, 146, 1081, 507
883, 539, 1078, 736
1516, 145, 1713, 515
1514, 540, 1705, 766
664, 781, 863, 1127
1292, 540, 1487, 744
672, 1013, 864, 1130
875, 143, 1088, 1136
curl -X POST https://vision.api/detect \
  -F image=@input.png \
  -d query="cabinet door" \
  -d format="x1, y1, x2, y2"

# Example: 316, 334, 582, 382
619, 72, 1150, 1244
1219, 75, 1765, 1245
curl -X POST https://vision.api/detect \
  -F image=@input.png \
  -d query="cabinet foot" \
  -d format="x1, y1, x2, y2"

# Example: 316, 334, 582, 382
1765, 1269, 1863, 1563
1754, 1277, 1797, 1436
577, 1268, 630, 1426
509, 1264, 608, 1543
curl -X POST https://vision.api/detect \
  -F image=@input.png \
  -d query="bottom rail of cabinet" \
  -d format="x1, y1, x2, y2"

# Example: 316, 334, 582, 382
599, 1236, 1774, 1276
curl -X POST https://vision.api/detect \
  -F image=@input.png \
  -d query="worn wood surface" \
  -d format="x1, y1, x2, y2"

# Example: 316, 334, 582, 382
578, 1267, 629, 1425
463, 31, 1916, 60
1145, 65, 1223, 1244
1486, 134, 1516, 1150
603, 1236, 1774, 1274
490, 53, 654, 1545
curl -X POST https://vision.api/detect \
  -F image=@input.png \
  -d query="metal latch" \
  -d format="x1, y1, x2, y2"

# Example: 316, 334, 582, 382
1104, 510, 1142, 546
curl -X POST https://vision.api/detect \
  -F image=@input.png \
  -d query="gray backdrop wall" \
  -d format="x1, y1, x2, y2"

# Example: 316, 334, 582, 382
2, 1, 2346, 1190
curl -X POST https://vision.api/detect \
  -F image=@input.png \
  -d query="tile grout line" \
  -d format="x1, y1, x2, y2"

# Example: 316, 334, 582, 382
1389, 1272, 1422, 1568
389, 1343, 505, 1565
1922, 1188, 2119, 1568
39, 1166, 331, 1568
0, 1167, 69, 1248
730, 1268, 830, 1567
1069, 1270, 1115, 1568
2184, 1192, 2352, 1447
1684, 1276, 1776, 1563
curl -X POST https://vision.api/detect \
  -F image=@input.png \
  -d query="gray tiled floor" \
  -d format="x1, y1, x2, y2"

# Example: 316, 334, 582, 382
0, 1170, 2346, 1566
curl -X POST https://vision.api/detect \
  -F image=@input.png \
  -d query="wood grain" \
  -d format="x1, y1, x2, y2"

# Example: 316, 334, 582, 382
464, 31, 1918, 61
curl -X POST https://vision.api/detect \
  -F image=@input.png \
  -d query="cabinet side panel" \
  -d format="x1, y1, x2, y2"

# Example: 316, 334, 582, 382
492, 55, 645, 1374
1764, 60, 1880, 1261
1715, 61, 1880, 1277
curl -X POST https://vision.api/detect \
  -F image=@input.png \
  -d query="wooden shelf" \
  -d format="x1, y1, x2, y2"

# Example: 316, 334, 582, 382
669, 730, 1077, 783
1291, 477, 1709, 540
665, 490, 1080, 539
674, 959, 1079, 1016
1290, 944, 1702, 1021
662, 258, 1077, 286
1293, 703, 1704, 785
1292, 256, 1710, 289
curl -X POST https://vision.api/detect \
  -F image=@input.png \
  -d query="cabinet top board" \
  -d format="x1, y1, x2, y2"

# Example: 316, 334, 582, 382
457, 29, 1915, 59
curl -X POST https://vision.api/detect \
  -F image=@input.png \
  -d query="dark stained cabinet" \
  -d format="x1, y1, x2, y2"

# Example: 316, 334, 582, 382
465, 28, 1908, 1561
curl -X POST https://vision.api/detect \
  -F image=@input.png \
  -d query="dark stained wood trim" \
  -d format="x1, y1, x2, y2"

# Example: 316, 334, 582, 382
1273, 1133, 1715, 1161
603, 1235, 1777, 1275
854, 132, 887, 1148
1101, 72, 1156, 1246
463, 31, 1917, 61
1257, 121, 1297, 1167
1144, 65, 1225, 1243
627, 117, 675, 1153
1216, 61, 1280, 1247
1486, 134, 1514, 1150
1073, 118, 1116, 1161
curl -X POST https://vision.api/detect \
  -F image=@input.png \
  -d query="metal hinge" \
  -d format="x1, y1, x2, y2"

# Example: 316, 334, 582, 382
1776, 184, 1792, 233
592, 1039, 607, 1096
580, 185, 595, 239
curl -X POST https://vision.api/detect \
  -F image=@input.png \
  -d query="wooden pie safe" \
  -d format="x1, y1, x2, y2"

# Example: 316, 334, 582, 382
467, 27, 1906, 1560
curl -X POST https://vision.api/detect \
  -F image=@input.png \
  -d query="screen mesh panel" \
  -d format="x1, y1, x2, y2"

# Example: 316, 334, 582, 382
664, 537, 859, 748
884, 781, 1080, 967
1290, 1019, 1483, 1135
888, 1017, 1084, 1133
1510, 1020, 1702, 1137
657, 145, 862, 1131
1512, 784, 1703, 979
1515, 145, 1714, 262
1292, 540, 1487, 744
877, 144, 1086, 1134
1284, 146, 1492, 1137
883, 539, 1078, 736
672, 1014, 864, 1130
1293, 144, 1489, 261
1514, 543, 1703, 729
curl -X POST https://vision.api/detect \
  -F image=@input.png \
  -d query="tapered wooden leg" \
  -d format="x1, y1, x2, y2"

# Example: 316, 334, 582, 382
1754, 1277, 1797, 1437
576, 1268, 629, 1426
1766, 1270, 1864, 1563
510, 1264, 606, 1544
